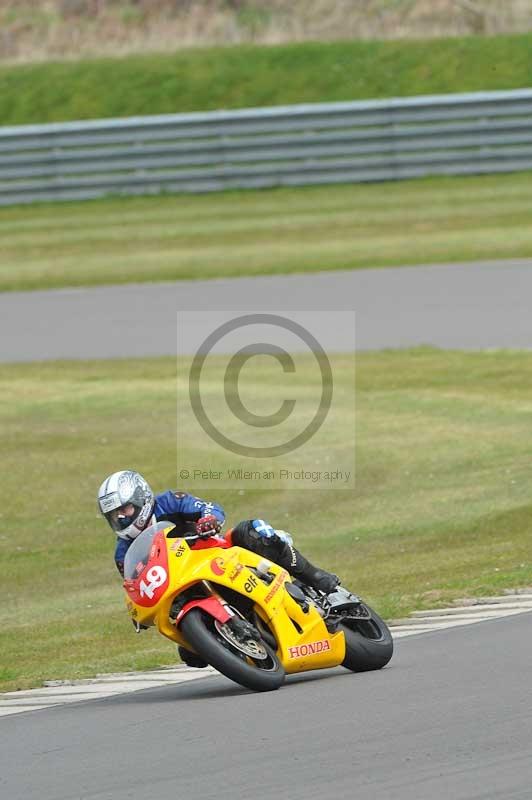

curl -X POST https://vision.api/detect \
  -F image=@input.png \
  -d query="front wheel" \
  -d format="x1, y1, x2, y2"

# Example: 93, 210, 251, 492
180, 609, 285, 692
341, 606, 393, 672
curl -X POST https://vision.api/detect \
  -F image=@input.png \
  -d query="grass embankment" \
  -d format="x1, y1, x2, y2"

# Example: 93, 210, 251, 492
2, 349, 532, 692
1, 33, 532, 125
2, 173, 532, 292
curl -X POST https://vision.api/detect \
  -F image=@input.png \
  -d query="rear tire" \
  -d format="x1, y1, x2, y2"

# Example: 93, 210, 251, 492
341, 606, 393, 672
180, 609, 285, 692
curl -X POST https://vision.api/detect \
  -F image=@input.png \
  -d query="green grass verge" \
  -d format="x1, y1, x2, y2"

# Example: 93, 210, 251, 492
2, 349, 532, 692
2, 172, 532, 292
1, 34, 532, 125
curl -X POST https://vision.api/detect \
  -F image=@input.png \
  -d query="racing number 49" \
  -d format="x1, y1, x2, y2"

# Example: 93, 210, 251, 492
139, 566, 167, 599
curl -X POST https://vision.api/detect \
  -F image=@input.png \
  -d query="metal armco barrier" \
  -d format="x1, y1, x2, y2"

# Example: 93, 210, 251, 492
1, 88, 531, 206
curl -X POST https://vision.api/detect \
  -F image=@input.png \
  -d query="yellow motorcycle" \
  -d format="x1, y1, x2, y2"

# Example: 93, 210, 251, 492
123, 522, 393, 692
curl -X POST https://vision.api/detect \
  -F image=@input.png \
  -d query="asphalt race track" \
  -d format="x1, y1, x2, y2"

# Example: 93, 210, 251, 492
1, 259, 532, 361
2, 614, 532, 800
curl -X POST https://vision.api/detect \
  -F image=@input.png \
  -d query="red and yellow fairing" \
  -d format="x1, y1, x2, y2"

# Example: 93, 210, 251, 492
123, 528, 345, 674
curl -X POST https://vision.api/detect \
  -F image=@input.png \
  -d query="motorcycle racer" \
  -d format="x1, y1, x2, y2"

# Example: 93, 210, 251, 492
97, 470, 339, 591
98, 470, 339, 667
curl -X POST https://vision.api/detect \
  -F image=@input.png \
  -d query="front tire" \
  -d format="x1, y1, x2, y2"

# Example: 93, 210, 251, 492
341, 606, 393, 672
180, 609, 285, 692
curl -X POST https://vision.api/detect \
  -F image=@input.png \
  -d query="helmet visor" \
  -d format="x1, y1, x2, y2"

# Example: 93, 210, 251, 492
104, 503, 140, 533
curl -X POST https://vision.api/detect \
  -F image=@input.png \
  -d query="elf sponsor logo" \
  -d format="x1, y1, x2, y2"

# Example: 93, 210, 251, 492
210, 557, 226, 576
288, 639, 331, 659
244, 573, 258, 593
170, 540, 186, 557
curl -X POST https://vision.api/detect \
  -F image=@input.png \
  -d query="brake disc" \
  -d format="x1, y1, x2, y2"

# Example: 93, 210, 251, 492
214, 620, 269, 660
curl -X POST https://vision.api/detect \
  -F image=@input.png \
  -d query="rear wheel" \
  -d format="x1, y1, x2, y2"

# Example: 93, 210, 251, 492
341, 606, 393, 672
180, 609, 285, 692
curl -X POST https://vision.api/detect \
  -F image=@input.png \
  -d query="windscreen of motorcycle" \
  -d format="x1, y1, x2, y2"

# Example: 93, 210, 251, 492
123, 521, 172, 580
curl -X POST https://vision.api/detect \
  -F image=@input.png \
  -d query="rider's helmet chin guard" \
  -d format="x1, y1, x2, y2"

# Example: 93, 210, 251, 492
97, 470, 155, 540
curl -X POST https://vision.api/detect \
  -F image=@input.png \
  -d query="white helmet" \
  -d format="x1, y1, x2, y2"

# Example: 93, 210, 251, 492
98, 470, 155, 540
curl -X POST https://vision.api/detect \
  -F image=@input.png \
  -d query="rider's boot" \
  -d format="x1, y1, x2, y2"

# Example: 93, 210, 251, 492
263, 536, 339, 593
292, 557, 340, 594
261, 538, 340, 593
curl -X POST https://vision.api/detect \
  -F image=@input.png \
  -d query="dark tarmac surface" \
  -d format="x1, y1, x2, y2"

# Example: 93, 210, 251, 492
1, 259, 532, 362
2, 614, 532, 800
